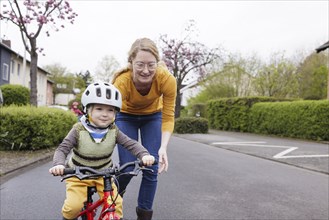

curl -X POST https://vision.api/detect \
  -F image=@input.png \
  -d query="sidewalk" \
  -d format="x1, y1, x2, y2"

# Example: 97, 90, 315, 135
0, 148, 55, 177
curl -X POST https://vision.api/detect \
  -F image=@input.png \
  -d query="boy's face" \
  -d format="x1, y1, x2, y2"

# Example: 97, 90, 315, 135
89, 104, 116, 128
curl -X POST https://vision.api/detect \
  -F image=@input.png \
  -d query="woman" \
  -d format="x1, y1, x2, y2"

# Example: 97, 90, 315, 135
112, 38, 177, 219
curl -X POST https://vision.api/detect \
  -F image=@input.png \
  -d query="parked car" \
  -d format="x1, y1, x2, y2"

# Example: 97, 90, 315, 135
47, 105, 69, 111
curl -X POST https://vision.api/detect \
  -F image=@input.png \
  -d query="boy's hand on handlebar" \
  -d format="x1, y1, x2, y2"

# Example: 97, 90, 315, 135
49, 165, 65, 176
141, 155, 155, 166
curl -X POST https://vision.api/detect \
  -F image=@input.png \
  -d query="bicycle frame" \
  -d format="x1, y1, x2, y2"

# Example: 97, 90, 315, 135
60, 160, 155, 220
78, 174, 120, 220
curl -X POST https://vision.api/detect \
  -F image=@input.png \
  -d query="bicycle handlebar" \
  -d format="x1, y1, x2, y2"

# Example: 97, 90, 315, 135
61, 159, 157, 182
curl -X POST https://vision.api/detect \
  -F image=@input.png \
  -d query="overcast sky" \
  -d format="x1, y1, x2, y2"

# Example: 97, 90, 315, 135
0, 0, 328, 74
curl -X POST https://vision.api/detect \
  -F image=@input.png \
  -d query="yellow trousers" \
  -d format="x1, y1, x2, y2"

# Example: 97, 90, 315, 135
62, 177, 123, 219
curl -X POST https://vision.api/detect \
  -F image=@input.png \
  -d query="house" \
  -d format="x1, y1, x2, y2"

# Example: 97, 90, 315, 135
315, 41, 329, 53
0, 39, 54, 106
180, 80, 201, 106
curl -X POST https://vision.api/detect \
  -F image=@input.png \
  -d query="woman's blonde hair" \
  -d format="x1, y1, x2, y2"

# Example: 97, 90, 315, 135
112, 38, 160, 83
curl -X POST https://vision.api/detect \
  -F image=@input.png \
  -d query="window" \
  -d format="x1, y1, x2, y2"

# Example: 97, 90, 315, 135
56, 83, 67, 89
2, 63, 9, 80
11, 60, 15, 74
17, 63, 21, 76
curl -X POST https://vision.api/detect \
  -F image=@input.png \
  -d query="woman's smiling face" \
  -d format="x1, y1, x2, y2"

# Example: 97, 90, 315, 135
132, 50, 157, 85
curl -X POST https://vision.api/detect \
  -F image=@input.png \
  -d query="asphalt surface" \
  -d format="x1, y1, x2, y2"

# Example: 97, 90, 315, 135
175, 130, 329, 174
1, 129, 328, 183
1, 133, 328, 220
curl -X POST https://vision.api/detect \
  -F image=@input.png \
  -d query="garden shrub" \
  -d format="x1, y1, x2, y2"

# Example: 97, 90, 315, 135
0, 105, 77, 150
174, 117, 208, 134
249, 100, 329, 141
0, 84, 30, 106
206, 96, 289, 132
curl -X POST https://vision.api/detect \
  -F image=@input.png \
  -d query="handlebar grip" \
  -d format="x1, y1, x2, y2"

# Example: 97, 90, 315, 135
153, 159, 158, 165
139, 159, 158, 166
63, 168, 75, 175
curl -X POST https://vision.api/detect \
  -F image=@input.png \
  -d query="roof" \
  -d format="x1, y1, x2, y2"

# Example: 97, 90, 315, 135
315, 41, 329, 53
0, 40, 51, 75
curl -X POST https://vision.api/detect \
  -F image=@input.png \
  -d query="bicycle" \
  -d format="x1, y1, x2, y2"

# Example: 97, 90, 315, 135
60, 160, 156, 220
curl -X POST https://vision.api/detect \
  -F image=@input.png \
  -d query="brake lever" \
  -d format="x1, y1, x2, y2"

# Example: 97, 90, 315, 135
61, 167, 85, 181
139, 167, 154, 173
61, 174, 76, 182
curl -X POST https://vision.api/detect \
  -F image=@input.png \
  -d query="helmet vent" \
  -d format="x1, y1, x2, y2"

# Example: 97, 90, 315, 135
85, 90, 90, 96
106, 89, 111, 99
96, 88, 101, 97
115, 91, 119, 100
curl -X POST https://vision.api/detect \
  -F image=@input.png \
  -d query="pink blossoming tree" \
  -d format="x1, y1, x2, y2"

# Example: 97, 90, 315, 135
0, 0, 77, 105
159, 20, 223, 117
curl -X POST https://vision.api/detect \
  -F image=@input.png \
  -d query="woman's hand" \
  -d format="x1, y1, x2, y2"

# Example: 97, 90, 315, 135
141, 155, 155, 166
49, 165, 65, 176
158, 147, 168, 174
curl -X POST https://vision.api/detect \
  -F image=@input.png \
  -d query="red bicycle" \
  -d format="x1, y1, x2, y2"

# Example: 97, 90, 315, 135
61, 160, 155, 220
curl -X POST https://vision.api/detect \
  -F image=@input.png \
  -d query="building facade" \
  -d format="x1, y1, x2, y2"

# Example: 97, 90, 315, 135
0, 39, 53, 106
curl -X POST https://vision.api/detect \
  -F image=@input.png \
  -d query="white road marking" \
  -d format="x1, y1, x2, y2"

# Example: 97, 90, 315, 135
212, 142, 329, 159
212, 141, 267, 145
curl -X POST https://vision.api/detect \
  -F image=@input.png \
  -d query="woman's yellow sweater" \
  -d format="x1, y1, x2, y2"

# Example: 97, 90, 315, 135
113, 65, 177, 132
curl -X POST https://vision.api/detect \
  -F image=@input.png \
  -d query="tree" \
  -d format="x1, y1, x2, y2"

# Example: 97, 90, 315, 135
0, 0, 77, 106
159, 20, 222, 117
77, 70, 93, 87
94, 55, 120, 82
296, 52, 328, 100
253, 52, 298, 98
187, 53, 261, 106
44, 62, 67, 77
217, 53, 260, 97
44, 63, 85, 102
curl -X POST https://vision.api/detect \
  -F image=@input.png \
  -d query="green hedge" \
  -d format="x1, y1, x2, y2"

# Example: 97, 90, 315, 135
174, 117, 209, 134
0, 105, 77, 150
207, 97, 290, 132
249, 100, 329, 141
0, 84, 30, 106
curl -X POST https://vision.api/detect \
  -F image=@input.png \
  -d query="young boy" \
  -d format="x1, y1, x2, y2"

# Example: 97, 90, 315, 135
49, 82, 155, 220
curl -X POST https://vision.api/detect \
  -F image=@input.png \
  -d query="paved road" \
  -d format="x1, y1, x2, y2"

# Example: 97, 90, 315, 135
1, 133, 328, 219
176, 130, 329, 174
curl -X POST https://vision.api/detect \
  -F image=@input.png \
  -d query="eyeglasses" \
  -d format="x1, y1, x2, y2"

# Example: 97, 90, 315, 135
133, 62, 157, 71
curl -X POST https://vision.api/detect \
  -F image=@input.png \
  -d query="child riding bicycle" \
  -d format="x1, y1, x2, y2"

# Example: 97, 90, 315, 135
49, 82, 155, 220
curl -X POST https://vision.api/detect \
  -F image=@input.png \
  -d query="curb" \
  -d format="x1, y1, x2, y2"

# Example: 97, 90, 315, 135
0, 154, 53, 179
5, 154, 53, 175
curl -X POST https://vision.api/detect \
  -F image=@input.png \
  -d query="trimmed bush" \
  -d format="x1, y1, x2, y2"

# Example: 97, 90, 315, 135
249, 100, 329, 141
0, 84, 30, 106
207, 96, 290, 132
174, 117, 209, 134
0, 106, 77, 150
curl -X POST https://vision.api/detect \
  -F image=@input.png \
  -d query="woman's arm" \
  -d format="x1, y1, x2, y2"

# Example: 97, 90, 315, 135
158, 131, 172, 174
